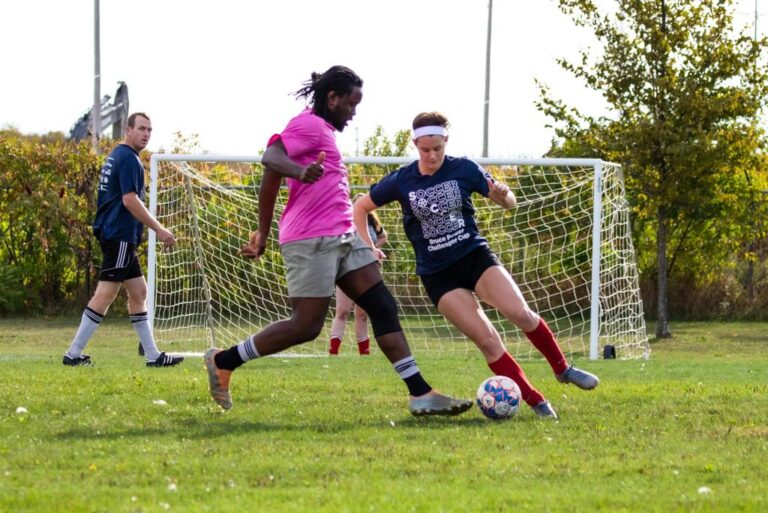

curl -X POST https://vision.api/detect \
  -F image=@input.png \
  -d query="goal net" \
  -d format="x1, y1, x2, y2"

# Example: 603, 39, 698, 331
148, 155, 649, 360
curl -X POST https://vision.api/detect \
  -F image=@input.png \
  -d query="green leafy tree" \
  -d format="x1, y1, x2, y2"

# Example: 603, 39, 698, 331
538, 0, 768, 335
0, 129, 106, 312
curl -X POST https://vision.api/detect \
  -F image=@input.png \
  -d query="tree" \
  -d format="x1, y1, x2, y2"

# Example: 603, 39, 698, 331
538, 0, 768, 336
0, 129, 105, 312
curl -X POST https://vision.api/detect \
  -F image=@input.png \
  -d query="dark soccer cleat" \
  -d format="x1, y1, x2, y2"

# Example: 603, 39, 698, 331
409, 391, 473, 417
533, 400, 558, 420
146, 352, 184, 367
63, 354, 92, 366
556, 366, 600, 390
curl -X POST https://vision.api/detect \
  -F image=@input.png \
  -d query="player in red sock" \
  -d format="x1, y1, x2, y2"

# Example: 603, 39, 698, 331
329, 287, 373, 356
328, 194, 387, 356
354, 112, 599, 420
357, 337, 370, 355
328, 336, 342, 355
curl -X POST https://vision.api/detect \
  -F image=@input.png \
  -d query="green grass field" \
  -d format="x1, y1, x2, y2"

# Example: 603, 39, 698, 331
1, 318, 766, 512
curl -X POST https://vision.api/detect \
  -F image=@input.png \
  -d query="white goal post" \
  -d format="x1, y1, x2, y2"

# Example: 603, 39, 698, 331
147, 154, 650, 360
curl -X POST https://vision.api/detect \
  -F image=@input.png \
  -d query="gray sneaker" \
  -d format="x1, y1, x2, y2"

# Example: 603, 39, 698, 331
409, 392, 473, 417
533, 400, 558, 419
557, 366, 599, 390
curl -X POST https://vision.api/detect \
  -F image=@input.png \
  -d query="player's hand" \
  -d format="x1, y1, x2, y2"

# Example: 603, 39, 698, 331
373, 247, 387, 262
240, 231, 267, 260
157, 227, 176, 247
487, 178, 510, 202
299, 152, 325, 183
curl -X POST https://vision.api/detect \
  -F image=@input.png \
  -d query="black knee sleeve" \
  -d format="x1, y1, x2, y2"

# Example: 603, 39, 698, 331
353, 281, 402, 337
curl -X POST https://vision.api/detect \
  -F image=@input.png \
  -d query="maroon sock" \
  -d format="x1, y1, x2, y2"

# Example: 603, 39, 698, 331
489, 352, 544, 407
357, 338, 370, 355
329, 337, 342, 355
525, 319, 568, 375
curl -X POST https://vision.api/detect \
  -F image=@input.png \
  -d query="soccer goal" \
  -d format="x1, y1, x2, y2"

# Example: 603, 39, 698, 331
147, 155, 650, 360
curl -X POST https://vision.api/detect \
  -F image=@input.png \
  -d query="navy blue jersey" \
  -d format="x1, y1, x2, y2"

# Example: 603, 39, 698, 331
370, 156, 493, 275
92, 144, 145, 245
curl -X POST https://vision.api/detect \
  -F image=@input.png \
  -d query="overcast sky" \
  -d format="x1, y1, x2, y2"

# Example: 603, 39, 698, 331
0, 0, 763, 158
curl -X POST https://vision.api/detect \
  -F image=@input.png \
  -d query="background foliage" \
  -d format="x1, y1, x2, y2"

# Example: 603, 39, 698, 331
538, 0, 768, 326
0, 129, 103, 314
1, 119, 767, 321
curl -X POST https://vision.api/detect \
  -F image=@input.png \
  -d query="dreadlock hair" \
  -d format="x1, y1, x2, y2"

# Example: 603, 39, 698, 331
293, 65, 363, 120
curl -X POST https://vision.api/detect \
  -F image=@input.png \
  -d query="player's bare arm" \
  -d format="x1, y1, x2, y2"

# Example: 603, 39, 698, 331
122, 192, 175, 246
487, 178, 517, 209
353, 194, 386, 261
261, 139, 325, 184
241, 167, 282, 260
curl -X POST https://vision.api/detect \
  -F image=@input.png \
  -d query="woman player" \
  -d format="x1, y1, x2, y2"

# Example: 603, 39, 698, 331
353, 112, 600, 419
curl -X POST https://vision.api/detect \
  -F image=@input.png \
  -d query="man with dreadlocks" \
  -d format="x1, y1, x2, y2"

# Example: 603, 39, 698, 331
204, 65, 472, 417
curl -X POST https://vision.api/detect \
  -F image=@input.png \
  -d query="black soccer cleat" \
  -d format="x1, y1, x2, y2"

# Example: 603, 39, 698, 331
146, 352, 184, 368
63, 354, 92, 366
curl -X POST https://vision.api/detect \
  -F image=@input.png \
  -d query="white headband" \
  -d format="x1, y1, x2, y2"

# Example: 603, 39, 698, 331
413, 126, 448, 139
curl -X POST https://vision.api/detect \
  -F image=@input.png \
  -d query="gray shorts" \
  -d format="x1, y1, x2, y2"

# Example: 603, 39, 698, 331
280, 232, 377, 298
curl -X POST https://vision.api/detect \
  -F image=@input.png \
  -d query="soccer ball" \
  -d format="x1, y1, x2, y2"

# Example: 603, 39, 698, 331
476, 375, 522, 420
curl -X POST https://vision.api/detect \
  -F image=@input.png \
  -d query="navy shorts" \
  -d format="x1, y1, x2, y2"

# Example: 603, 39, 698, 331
98, 239, 143, 282
420, 245, 501, 307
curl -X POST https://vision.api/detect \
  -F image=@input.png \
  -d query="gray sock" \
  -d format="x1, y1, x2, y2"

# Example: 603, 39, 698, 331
130, 312, 161, 360
66, 307, 103, 357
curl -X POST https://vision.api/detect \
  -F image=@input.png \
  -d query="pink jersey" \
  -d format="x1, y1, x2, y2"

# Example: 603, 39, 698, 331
276, 109, 353, 244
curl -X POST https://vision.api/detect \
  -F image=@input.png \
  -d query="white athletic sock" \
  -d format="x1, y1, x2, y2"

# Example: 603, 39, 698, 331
236, 335, 261, 362
392, 356, 420, 379
66, 307, 103, 357
354, 317, 368, 342
130, 312, 161, 361
330, 317, 347, 340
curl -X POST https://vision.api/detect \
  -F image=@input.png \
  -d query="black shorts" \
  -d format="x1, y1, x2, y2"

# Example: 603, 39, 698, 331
420, 245, 501, 307
98, 239, 143, 282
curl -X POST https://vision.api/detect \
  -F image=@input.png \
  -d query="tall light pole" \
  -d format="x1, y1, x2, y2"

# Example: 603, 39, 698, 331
756, 0, 759, 42
92, 0, 101, 152
482, 0, 493, 157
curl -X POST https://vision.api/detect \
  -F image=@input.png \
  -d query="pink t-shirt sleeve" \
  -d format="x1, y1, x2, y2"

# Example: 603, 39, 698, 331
280, 114, 322, 163
275, 110, 354, 244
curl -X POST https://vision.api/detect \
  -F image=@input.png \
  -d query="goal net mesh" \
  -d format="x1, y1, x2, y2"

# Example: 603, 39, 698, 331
149, 156, 649, 360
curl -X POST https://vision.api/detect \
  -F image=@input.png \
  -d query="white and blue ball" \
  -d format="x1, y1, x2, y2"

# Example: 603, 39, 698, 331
476, 375, 522, 420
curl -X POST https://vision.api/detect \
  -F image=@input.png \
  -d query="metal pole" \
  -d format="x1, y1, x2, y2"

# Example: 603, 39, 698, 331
147, 155, 158, 329
589, 161, 604, 360
92, 0, 101, 152
482, 0, 493, 157
183, 174, 218, 348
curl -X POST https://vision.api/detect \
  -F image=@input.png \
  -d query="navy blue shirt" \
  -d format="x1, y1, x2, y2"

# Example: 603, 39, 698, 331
370, 156, 493, 275
92, 144, 145, 245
